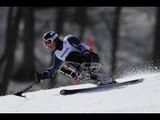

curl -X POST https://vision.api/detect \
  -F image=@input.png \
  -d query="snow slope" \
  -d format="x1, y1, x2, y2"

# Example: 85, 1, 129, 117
0, 72, 160, 113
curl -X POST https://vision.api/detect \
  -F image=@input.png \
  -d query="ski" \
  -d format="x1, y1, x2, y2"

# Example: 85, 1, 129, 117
60, 78, 144, 95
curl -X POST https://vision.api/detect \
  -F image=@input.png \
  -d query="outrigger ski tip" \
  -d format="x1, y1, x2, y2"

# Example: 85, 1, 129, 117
14, 92, 26, 98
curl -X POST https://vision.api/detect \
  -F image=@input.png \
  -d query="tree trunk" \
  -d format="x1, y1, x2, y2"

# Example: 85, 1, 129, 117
152, 7, 160, 69
14, 7, 36, 82
0, 7, 22, 95
74, 7, 88, 41
110, 7, 122, 77
55, 7, 66, 35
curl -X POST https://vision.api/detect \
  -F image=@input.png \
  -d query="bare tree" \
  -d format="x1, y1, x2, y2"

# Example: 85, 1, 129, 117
74, 7, 88, 41
0, 7, 22, 95
152, 7, 160, 69
110, 7, 122, 77
55, 7, 66, 35
14, 7, 36, 82
100, 7, 122, 78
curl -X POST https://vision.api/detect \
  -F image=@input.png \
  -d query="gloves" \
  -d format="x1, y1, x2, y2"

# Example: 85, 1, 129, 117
83, 52, 92, 63
35, 71, 49, 82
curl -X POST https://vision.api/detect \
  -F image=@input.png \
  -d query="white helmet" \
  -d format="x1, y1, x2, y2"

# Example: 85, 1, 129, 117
42, 31, 59, 42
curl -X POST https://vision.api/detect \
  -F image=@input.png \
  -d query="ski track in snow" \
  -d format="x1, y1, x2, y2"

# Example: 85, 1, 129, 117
0, 72, 160, 113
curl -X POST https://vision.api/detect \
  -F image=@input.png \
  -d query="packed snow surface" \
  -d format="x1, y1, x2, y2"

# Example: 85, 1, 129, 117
0, 72, 160, 113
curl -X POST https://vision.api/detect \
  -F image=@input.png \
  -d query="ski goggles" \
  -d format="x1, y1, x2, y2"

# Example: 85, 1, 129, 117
43, 38, 54, 48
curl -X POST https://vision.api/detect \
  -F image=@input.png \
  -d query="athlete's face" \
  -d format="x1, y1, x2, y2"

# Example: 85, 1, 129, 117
43, 38, 56, 51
